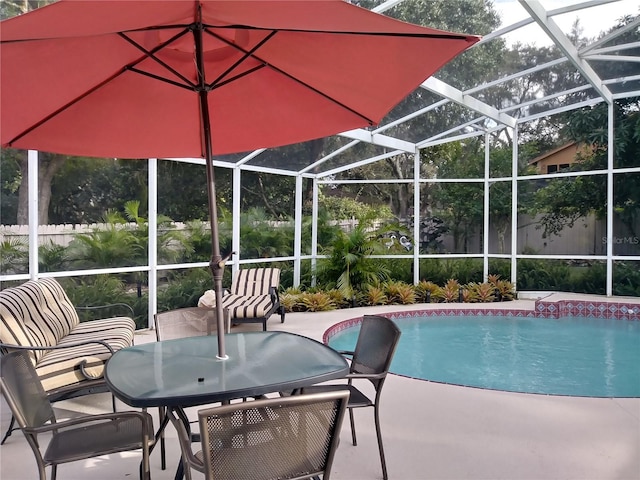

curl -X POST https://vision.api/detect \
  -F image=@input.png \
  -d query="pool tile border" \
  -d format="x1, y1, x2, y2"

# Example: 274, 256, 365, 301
323, 298, 640, 343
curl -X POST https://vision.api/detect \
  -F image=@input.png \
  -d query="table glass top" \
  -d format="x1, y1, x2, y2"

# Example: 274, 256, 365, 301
105, 331, 349, 407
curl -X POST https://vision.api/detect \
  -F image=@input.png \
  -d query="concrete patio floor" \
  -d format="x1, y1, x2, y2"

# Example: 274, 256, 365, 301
1, 296, 639, 480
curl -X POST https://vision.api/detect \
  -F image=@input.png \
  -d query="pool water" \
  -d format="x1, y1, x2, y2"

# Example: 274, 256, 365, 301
328, 315, 640, 397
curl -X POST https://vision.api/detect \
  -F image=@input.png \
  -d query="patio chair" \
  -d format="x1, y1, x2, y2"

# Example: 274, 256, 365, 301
301, 315, 401, 480
154, 306, 217, 340
0, 350, 154, 480
167, 390, 350, 480
221, 267, 285, 331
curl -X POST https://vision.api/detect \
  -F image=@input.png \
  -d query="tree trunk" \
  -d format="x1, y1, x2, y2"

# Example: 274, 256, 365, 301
16, 152, 66, 225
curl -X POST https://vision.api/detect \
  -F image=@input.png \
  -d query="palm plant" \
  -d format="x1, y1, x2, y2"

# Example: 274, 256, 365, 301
239, 208, 293, 258
0, 238, 28, 274
123, 200, 182, 265
317, 222, 390, 300
179, 220, 212, 263
39, 240, 69, 272
67, 210, 141, 269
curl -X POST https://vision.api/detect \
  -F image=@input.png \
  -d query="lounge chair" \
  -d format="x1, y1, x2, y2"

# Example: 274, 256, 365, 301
221, 267, 285, 331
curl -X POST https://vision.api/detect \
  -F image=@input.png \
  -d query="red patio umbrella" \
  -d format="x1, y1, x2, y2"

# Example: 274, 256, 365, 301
1, 0, 479, 358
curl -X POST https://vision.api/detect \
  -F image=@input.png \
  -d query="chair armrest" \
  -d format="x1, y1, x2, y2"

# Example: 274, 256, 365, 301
0, 340, 115, 355
0, 340, 115, 380
24, 410, 153, 436
269, 286, 280, 303
76, 303, 134, 321
345, 372, 387, 380
167, 408, 205, 472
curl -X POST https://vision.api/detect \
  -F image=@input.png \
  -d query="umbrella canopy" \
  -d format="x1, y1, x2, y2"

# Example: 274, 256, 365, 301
1, 0, 479, 358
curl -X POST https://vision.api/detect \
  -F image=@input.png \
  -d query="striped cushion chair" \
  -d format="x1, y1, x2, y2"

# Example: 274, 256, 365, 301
221, 268, 285, 331
0, 278, 135, 443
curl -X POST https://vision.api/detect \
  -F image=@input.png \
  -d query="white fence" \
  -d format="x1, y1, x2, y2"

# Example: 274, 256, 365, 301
2, 215, 638, 256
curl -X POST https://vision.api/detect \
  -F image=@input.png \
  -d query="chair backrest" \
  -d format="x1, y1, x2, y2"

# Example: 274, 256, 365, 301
230, 268, 280, 296
0, 350, 55, 429
198, 390, 349, 480
154, 307, 216, 341
350, 315, 401, 390
1, 278, 79, 362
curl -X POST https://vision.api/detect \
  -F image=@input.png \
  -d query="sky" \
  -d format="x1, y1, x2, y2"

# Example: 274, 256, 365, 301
493, 0, 637, 45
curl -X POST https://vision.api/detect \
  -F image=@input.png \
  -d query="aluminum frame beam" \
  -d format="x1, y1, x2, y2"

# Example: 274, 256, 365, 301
421, 77, 517, 128
519, 0, 613, 104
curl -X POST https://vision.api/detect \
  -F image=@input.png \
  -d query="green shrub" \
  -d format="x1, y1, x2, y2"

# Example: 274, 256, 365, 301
362, 285, 388, 306
157, 268, 212, 312
414, 280, 442, 303
466, 282, 495, 303
568, 262, 606, 295
613, 261, 640, 296
441, 279, 462, 303
384, 280, 416, 305
299, 291, 337, 312
517, 258, 571, 291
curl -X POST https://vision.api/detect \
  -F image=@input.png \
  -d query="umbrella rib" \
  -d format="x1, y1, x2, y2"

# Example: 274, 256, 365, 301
208, 64, 266, 91
4, 68, 130, 147
210, 24, 472, 41
203, 28, 376, 125
204, 29, 277, 90
126, 66, 195, 91
118, 31, 198, 90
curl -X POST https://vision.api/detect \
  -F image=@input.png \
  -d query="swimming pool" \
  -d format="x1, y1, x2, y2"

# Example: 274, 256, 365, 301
326, 307, 640, 398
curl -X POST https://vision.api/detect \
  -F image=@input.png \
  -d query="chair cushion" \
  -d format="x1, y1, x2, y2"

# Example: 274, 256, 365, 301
0, 278, 79, 361
230, 268, 280, 296
221, 294, 274, 319
36, 316, 135, 392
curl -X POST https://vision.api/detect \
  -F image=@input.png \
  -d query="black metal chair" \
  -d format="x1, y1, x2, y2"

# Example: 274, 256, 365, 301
168, 390, 349, 480
302, 315, 401, 480
0, 350, 154, 480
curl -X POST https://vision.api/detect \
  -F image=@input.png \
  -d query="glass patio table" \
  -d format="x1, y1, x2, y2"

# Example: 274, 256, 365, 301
105, 331, 349, 408
106, 331, 349, 478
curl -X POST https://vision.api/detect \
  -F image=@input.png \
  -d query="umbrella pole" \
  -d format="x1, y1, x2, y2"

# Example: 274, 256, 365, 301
204, 152, 227, 360
195, 15, 227, 360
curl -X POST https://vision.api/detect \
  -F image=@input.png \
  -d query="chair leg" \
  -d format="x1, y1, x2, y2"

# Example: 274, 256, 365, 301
159, 406, 167, 470
140, 447, 151, 480
1, 415, 16, 444
349, 408, 357, 446
374, 405, 388, 480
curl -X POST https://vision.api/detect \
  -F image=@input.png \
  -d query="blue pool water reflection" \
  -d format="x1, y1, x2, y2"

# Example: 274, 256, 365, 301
328, 315, 640, 397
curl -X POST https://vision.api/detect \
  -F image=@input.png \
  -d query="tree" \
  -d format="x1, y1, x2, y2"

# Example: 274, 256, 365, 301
329, 0, 506, 220
426, 141, 484, 251
1, 0, 60, 225
51, 157, 147, 224
532, 98, 640, 239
